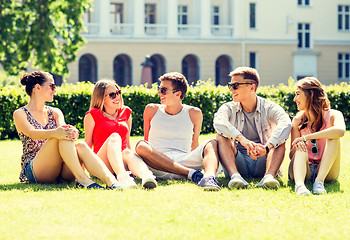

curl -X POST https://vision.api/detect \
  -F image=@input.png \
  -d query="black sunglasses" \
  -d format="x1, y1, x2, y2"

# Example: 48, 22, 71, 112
227, 82, 253, 90
310, 139, 318, 155
42, 83, 56, 91
158, 87, 179, 95
105, 90, 121, 99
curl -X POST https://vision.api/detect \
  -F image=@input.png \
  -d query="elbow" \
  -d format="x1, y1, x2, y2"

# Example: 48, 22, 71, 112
338, 129, 346, 138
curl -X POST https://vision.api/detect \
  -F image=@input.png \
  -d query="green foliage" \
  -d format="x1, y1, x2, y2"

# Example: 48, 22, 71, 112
0, 0, 91, 76
1, 81, 349, 140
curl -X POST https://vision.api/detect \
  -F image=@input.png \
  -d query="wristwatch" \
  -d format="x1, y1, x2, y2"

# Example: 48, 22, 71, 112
265, 145, 270, 155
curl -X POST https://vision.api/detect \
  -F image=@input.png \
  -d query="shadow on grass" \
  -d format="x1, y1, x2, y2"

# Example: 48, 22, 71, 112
0, 182, 75, 191
287, 178, 343, 194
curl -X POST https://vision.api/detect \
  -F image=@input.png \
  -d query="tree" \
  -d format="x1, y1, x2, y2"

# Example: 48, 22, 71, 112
0, 0, 91, 76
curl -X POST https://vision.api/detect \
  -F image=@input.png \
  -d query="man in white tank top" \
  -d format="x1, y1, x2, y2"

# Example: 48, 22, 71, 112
135, 72, 221, 191
214, 67, 292, 190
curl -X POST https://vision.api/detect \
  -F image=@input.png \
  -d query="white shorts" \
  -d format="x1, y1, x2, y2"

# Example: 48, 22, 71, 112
136, 140, 223, 179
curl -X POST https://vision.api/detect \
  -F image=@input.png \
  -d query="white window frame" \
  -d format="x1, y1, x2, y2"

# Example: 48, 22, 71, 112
338, 53, 350, 81
338, 5, 350, 31
298, 23, 311, 49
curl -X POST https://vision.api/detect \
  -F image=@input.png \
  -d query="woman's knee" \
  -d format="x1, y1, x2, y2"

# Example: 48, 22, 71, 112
108, 133, 122, 145
122, 148, 133, 158
75, 141, 90, 153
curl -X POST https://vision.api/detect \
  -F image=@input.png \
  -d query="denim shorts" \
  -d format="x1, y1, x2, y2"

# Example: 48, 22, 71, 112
24, 161, 38, 183
224, 148, 267, 178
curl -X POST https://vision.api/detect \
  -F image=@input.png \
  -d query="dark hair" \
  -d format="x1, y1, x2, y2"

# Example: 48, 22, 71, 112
296, 77, 330, 132
229, 67, 260, 90
159, 72, 188, 99
20, 71, 53, 96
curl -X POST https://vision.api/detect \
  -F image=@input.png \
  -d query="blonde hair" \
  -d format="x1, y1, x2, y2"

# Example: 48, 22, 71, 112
89, 79, 123, 111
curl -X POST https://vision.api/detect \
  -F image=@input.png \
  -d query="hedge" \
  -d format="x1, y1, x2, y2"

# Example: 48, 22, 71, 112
0, 80, 349, 140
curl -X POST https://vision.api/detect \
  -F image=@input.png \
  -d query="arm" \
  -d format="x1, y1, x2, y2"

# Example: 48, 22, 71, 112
126, 115, 132, 149
265, 103, 292, 148
13, 108, 76, 141
213, 103, 241, 140
293, 110, 346, 145
83, 113, 95, 148
289, 113, 305, 159
189, 107, 202, 150
143, 104, 159, 141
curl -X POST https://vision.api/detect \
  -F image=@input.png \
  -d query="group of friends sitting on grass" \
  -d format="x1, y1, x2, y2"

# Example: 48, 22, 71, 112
13, 67, 345, 196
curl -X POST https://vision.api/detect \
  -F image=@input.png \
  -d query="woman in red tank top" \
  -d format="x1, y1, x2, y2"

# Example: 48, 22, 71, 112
288, 77, 345, 195
84, 80, 157, 189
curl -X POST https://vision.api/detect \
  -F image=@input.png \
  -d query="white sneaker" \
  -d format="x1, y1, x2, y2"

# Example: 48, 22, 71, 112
257, 174, 280, 189
118, 172, 138, 189
228, 173, 249, 189
142, 177, 157, 189
312, 182, 327, 195
295, 184, 311, 196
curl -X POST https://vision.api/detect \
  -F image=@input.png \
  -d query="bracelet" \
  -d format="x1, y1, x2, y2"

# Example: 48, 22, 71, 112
302, 135, 307, 142
265, 145, 270, 155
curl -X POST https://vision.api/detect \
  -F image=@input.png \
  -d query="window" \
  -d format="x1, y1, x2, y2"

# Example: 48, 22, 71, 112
212, 6, 219, 25
249, 3, 256, 29
338, 53, 350, 80
110, 3, 123, 24
178, 5, 188, 25
298, 0, 310, 7
338, 5, 350, 31
249, 52, 257, 69
298, 23, 310, 49
145, 4, 156, 24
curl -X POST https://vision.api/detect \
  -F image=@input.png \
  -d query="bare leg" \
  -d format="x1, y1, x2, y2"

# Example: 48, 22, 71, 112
135, 140, 190, 177
315, 138, 341, 183
202, 140, 219, 177
289, 150, 311, 186
97, 133, 128, 176
216, 134, 238, 176
265, 143, 285, 176
75, 142, 118, 187
33, 139, 94, 186
122, 149, 155, 178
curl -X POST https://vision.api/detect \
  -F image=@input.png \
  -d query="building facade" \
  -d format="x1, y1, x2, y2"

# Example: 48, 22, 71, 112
64, 0, 350, 86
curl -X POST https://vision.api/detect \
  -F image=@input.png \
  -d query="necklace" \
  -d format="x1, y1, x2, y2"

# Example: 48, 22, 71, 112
103, 110, 119, 120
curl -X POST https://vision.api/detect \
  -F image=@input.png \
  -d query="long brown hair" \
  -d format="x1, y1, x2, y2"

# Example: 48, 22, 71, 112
89, 79, 123, 111
296, 77, 330, 132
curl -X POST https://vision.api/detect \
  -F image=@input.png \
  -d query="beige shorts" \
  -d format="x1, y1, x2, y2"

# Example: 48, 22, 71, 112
136, 140, 223, 179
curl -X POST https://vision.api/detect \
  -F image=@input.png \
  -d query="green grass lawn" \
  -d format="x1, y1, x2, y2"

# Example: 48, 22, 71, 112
1, 133, 349, 240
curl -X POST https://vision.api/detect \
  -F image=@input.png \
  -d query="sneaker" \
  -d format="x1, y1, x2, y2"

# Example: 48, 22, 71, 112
312, 182, 327, 195
191, 170, 204, 184
295, 185, 311, 196
228, 173, 249, 189
118, 172, 138, 189
106, 182, 124, 190
76, 182, 105, 189
142, 177, 157, 189
197, 176, 220, 191
257, 174, 280, 189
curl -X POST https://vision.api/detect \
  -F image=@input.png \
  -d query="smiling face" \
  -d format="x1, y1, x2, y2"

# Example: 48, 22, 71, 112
39, 76, 56, 102
294, 88, 307, 111
158, 80, 181, 105
103, 85, 122, 110
229, 75, 255, 103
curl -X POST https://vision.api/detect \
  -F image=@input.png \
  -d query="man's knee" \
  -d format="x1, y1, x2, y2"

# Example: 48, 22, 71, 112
135, 140, 151, 156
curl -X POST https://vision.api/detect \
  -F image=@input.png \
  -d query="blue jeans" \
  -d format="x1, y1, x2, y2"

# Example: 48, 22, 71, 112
24, 161, 38, 183
224, 149, 267, 178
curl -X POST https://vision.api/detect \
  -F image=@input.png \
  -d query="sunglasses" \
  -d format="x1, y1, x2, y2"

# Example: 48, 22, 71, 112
105, 90, 121, 99
310, 139, 318, 155
42, 83, 56, 91
158, 87, 179, 95
227, 82, 253, 90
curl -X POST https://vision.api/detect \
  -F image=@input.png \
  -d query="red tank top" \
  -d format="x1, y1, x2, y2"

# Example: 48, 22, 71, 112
86, 107, 131, 153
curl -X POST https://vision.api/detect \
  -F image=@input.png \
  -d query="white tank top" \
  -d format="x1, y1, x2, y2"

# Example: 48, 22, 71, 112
149, 104, 194, 154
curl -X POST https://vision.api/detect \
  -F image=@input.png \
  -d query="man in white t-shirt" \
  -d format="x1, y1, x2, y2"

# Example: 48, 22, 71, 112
135, 72, 221, 190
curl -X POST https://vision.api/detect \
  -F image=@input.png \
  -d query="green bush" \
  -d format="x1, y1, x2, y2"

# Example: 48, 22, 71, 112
0, 81, 349, 140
